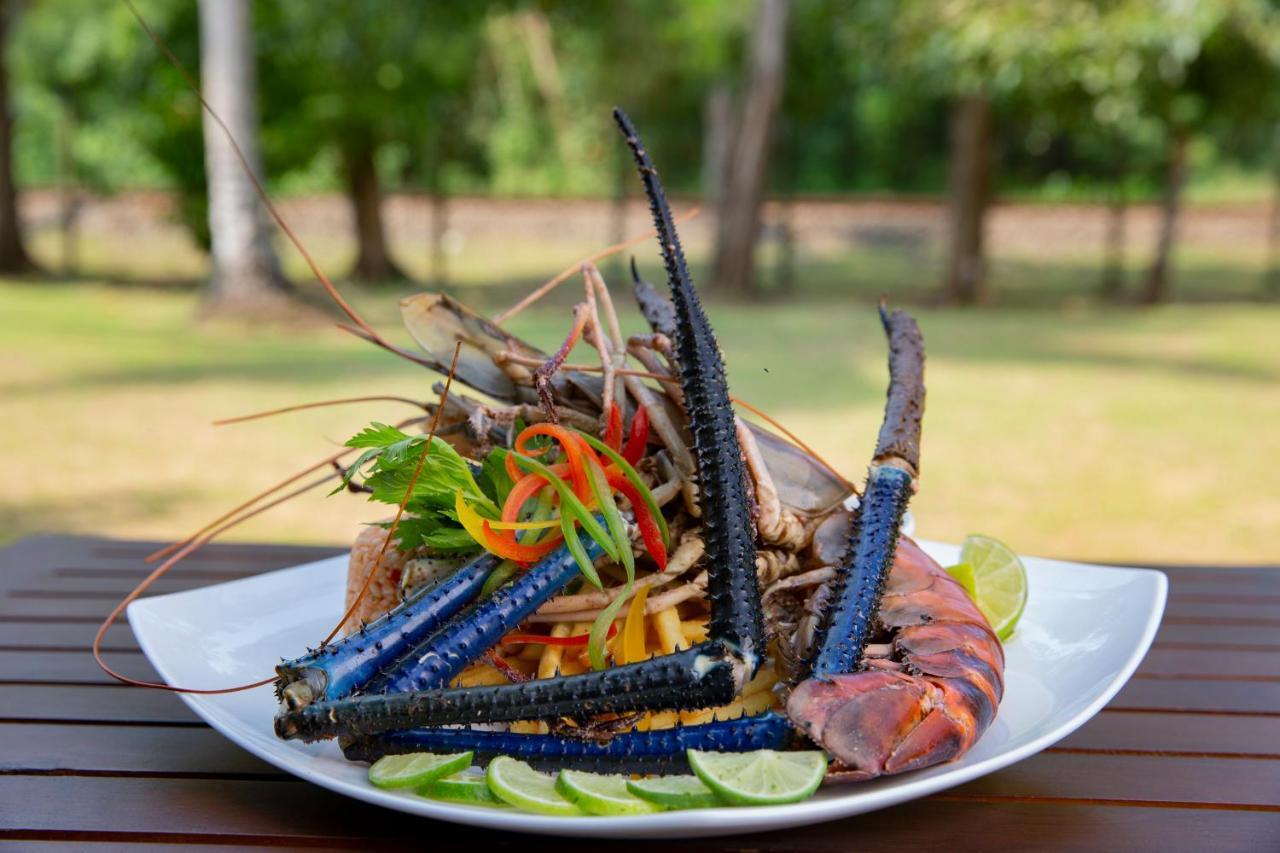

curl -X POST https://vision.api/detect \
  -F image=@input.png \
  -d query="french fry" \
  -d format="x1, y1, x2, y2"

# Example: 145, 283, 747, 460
742, 665, 778, 698
645, 709, 681, 731
536, 622, 575, 679
680, 618, 709, 644
653, 606, 689, 655
678, 690, 778, 726
450, 662, 508, 688
510, 720, 548, 735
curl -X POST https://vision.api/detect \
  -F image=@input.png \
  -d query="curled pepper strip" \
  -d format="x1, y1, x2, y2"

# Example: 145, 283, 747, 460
576, 431, 670, 548
608, 472, 667, 572
455, 492, 561, 564
514, 424, 592, 501
622, 405, 650, 466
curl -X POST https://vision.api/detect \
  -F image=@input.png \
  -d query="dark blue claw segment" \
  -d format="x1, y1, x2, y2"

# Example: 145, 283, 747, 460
277, 643, 740, 742
342, 711, 795, 774
275, 553, 497, 705
361, 539, 603, 696
614, 108, 764, 662
807, 464, 914, 680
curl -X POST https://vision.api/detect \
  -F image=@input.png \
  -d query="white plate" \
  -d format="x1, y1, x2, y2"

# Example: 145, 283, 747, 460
128, 541, 1166, 839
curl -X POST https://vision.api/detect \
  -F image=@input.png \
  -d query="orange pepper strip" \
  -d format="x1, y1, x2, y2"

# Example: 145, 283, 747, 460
515, 424, 592, 501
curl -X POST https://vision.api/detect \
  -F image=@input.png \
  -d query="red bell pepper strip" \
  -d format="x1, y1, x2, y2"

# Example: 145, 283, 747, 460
607, 471, 667, 572
502, 623, 618, 647
603, 402, 624, 451
622, 405, 650, 466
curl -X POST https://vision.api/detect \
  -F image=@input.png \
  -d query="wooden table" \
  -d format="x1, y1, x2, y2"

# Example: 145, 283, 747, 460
1, 535, 1276, 851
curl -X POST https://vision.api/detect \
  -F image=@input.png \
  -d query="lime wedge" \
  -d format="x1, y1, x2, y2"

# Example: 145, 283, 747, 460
945, 561, 977, 596
556, 769, 662, 815
485, 756, 583, 816
960, 534, 1029, 641
686, 749, 826, 806
418, 772, 508, 807
367, 751, 473, 789
627, 774, 723, 809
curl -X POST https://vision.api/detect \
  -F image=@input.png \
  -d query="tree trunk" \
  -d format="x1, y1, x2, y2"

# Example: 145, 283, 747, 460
1264, 157, 1280, 296
197, 0, 291, 312
1100, 181, 1127, 299
1141, 130, 1189, 305
943, 95, 992, 305
428, 186, 448, 288
0, 5, 33, 273
702, 81, 735, 208
711, 0, 789, 298
341, 138, 405, 282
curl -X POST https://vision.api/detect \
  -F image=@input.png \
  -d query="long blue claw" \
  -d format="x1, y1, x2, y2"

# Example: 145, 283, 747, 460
342, 711, 794, 774
361, 539, 603, 695
276, 553, 497, 706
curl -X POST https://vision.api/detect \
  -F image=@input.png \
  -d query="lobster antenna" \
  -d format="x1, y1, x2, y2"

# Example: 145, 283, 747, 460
121, 0, 376, 337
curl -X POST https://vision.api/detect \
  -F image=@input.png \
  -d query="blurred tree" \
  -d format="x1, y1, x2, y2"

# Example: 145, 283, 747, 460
0, 0, 34, 273
266, 1, 486, 284
710, 0, 789, 297
197, 0, 291, 314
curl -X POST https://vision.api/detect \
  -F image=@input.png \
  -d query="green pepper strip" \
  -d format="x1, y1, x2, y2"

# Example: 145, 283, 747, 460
588, 576, 632, 672
583, 450, 634, 578
575, 432, 670, 547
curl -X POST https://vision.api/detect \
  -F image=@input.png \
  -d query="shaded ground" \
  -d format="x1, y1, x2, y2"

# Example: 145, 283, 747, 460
3, 278, 1277, 563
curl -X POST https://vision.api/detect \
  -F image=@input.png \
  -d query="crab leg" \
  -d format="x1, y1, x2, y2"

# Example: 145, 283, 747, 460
275, 553, 498, 708
342, 711, 794, 774
274, 110, 766, 744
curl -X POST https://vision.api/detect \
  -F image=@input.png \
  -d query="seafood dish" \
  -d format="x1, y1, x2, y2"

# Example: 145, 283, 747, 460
267, 110, 1006, 785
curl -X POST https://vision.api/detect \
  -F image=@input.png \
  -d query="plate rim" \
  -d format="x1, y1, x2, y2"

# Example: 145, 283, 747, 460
128, 543, 1168, 839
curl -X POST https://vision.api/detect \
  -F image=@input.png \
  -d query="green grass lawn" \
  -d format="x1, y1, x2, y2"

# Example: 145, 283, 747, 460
3, 278, 1278, 564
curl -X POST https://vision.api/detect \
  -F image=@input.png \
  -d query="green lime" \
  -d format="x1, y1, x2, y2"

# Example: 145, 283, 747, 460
556, 769, 663, 815
367, 751, 474, 790
485, 756, 583, 816
686, 749, 826, 806
418, 772, 508, 807
945, 561, 977, 597
960, 534, 1029, 641
627, 775, 723, 809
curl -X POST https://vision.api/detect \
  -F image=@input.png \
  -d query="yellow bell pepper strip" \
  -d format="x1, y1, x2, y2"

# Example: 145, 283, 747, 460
622, 585, 650, 665
455, 491, 562, 564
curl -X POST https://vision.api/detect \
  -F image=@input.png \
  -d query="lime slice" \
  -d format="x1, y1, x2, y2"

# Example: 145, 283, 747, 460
627, 775, 723, 809
686, 749, 826, 806
945, 561, 977, 597
418, 772, 508, 807
556, 769, 662, 815
368, 751, 473, 790
960, 534, 1029, 641
485, 756, 583, 816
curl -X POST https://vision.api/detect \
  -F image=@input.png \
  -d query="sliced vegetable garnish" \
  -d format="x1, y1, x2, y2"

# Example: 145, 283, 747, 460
556, 769, 662, 815
603, 402, 624, 451
582, 449, 634, 578
687, 749, 827, 806
515, 423, 592, 501
455, 492, 561, 564
626, 774, 723, 809
608, 472, 667, 572
622, 405, 650, 465
505, 451, 620, 563
367, 750, 474, 790
621, 585, 650, 665
486, 756, 583, 816
576, 431, 669, 547
479, 559, 518, 597
560, 511, 603, 589
587, 578, 630, 672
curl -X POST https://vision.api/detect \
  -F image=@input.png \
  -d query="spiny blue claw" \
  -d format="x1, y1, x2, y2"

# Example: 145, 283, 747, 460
276, 643, 742, 742
342, 711, 795, 774
359, 539, 603, 695
275, 553, 497, 707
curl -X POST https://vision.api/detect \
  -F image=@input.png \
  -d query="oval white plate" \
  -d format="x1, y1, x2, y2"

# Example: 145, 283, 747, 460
128, 540, 1165, 839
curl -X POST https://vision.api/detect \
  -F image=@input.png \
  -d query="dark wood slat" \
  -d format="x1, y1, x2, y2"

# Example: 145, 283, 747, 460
1156, 622, 1280, 647
1164, 601, 1280, 620
0, 650, 161, 684
1058, 712, 1280, 757
0, 724, 281, 777
0, 684, 202, 725
1138, 647, 1280, 678
1107, 678, 1280, 714
4, 776, 1279, 851
0, 621, 139, 652
956, 753, 1280, 808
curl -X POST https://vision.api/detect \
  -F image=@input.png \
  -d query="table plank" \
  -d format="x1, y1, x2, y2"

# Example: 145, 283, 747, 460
0, 724, 283, 777
0, 684, 202, 725
1057, 711, 1280, 757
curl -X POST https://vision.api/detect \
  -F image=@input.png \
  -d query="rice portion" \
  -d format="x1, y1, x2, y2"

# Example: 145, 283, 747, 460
342, 525, 412, 635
